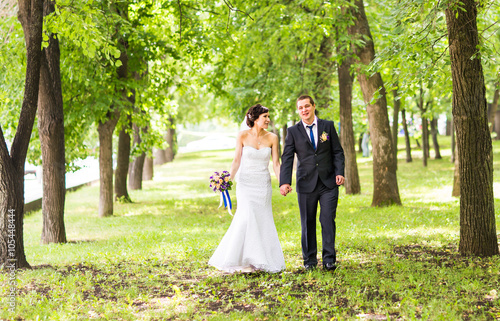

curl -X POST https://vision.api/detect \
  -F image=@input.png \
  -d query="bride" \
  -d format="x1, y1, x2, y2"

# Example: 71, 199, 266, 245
208, 104, 286, 273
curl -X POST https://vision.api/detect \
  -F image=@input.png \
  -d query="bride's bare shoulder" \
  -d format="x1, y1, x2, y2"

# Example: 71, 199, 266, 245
266, 131, 277, 138
264, 131, 278, 140
237, 130, 252, 144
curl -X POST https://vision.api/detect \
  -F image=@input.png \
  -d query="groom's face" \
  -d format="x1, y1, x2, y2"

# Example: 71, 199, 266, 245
297, 98, 316, 124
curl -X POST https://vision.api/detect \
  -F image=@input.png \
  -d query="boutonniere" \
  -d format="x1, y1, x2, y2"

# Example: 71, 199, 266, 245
319, 131, 329, 143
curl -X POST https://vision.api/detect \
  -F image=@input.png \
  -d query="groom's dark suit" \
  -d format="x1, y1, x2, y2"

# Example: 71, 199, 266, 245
280, 117, 344, 266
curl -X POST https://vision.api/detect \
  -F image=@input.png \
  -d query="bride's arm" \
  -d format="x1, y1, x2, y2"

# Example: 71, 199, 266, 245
270, 134, 281, 184
229, 132, 244, 180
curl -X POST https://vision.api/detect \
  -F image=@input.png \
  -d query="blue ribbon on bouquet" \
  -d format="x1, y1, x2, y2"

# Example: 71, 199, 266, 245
218, 190, 233, 216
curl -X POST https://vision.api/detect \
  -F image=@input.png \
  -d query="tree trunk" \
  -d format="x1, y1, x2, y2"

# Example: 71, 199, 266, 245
338, 49, 360, 194
143, 154, 153, 181
275, 125, 282, 158
418, 86, 428, 167
392, 87, 400, 169
445, 1, 498, 256
164, 117, 176, 163
129, 153, 146, 190
107, 1, 131, 204
114, 115, 132, 202
128, 122, 146, 190
38, 0, 66, 244
430, 118, 442, 159
97, 110, 119, 217
488, 88, 499, 133
269, 121, 281, 157
113, 29, 131, 201
495, 109, 500, 140
281, 124, 288, 154
0, 158, 29, 269
314, 34, 334, 111
0, 0, 44, 268
153, 148, 167, 165
452, 140, 460, 197
421, 117, 428, 167
451, 120, 456, 163
446, 117, 452, 136
349, 0, 401, 206
425, 119, 430, 159
401, 109, 412, 163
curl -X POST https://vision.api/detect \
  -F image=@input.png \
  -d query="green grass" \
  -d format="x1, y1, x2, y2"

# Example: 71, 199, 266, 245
1, 138, 500, 320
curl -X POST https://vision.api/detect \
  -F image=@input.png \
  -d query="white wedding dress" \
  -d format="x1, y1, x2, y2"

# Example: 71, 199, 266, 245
209, 146, 286, 273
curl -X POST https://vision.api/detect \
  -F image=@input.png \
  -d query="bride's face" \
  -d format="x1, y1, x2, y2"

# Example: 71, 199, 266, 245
255, 112, 270, 129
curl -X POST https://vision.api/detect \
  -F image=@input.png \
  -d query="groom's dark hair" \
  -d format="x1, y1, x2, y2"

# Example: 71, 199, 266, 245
296, 95, 315, 106
246, 104, 269, 128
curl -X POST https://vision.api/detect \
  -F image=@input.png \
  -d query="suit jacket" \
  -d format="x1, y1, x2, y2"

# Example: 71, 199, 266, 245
280, 118, 345, 193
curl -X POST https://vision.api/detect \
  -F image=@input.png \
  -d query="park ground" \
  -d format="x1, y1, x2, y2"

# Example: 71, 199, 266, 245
1, 137, 500, 320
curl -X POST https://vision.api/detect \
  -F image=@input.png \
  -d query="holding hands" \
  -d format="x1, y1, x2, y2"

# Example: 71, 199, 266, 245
281, 175, 344, 196
280, 184, 293, 196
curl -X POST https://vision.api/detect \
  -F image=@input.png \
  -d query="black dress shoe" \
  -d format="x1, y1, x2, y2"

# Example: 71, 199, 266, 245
304, 264, 317, 271
324, 262, 337, 272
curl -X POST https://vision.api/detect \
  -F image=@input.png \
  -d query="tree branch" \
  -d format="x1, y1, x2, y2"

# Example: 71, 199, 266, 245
226, 4, 230, 32
0, 125, 10, 163
177, 0, 182, 42
11, 0, 44, 170
222, 0, 254, 21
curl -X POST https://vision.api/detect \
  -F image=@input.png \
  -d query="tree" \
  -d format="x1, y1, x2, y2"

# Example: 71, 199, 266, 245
452, 141, 460, 197
417, 85, 430, 167
429, 118, 442, 159
400, 107, 412, 162
445, 0, 498, 256
205, 1, 331, 129
38, 0, 66, 243
164, 117, 177, 163
489, 87, 499, 133
391, 86, 400, 168
128, 122, 146, 190
334, 4, 361, 195
114, 114, 132, 202
338, 55, 361, 195
337, 32, 361, 194
348, 0, 401, 206
0, 0, 44, 268
142, 152, 153, 180
372, 0, 454, 168
98, 107, 120, 217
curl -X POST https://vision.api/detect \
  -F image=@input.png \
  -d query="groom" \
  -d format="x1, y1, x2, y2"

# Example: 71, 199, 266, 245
280, 95, 345, 272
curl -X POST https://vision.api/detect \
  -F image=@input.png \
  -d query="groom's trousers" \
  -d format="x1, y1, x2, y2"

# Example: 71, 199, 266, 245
297, 179, 338, 266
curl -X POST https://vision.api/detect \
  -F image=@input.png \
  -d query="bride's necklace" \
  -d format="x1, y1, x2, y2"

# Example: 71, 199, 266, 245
250, 130, 265, 145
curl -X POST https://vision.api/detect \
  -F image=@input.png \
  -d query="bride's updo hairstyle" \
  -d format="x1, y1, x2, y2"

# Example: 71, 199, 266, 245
246, 104, 269, 128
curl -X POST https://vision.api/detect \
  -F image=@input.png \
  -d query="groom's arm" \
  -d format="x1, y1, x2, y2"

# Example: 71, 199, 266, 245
279, 127, 295, 187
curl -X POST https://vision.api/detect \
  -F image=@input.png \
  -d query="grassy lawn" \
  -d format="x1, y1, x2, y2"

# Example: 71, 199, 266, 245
1, 137, 500, 320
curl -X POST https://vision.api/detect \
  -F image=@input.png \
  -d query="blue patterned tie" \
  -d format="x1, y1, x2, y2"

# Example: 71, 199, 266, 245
307, 124, 316, 150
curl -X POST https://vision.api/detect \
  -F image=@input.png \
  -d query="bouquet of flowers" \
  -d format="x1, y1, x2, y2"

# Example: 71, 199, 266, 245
209, 171, 233, 215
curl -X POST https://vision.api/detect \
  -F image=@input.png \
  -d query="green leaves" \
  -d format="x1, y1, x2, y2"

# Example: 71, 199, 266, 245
201, 0, 339, 125
0, 15, 27, 143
